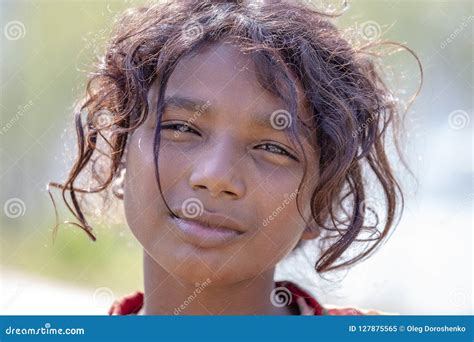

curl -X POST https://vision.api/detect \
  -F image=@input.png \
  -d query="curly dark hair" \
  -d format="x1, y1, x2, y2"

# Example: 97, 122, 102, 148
48, 0, 422, 273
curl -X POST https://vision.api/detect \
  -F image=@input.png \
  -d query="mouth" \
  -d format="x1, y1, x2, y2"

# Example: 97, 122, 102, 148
169, 213, 245, 248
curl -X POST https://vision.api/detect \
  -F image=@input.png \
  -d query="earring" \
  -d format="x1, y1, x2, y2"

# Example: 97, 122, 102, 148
112, 166, 126, 200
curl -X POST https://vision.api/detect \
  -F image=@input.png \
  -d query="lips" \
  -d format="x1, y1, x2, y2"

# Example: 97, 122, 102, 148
174, 209, 245, 234
170, 209, 245, 248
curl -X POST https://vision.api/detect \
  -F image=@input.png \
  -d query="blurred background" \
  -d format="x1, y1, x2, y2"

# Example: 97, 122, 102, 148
1, 0, 472, 315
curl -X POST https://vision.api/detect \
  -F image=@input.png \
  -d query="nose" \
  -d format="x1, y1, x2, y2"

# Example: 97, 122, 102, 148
188, 138, 245, 200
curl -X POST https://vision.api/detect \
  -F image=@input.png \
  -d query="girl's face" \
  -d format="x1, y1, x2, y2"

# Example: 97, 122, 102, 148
124, 42, 320, 285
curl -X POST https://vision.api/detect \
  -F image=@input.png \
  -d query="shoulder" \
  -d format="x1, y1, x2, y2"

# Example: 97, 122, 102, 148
108, 283, 397, 316
108, 291, 143, 315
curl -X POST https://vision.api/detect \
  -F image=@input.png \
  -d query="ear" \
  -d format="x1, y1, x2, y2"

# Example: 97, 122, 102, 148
300, 226, 320, 241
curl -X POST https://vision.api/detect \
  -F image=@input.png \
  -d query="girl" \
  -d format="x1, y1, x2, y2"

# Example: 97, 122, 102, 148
49, 0, 421, 315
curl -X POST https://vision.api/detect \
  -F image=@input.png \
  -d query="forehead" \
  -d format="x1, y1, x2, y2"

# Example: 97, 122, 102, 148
164, 41, 313, 127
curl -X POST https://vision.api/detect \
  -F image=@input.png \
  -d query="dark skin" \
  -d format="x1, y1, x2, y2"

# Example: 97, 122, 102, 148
123, 41, 320, 315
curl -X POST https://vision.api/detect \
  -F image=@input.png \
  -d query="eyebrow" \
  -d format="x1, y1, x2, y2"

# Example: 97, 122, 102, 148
163, 95, 210, 114
162, 95, 295, 133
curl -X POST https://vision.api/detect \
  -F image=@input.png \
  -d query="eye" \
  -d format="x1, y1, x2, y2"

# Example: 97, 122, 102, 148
160, 122, 201, 136
256, 142, 299, 161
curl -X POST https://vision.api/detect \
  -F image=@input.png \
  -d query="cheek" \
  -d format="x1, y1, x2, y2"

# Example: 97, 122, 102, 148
123, 131, 192, 282
123, 128, 186, 218
124, 132, 155, 198
251, 168, 312, 251
123, 131, 159, 242
257, 182, 307, 249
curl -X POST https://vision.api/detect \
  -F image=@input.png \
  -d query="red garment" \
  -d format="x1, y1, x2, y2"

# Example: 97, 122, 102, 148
108, 280, 387, 316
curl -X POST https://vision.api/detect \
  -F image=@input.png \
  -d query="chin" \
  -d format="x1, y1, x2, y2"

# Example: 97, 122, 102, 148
149, 238, 261, 286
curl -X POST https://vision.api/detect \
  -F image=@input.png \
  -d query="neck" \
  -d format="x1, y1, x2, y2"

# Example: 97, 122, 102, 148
142, 250, 293, 315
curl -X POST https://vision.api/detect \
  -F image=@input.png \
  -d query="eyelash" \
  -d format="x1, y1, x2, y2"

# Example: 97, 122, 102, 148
161, 123, 299, 161
256, 143, 299, 161
161, 123, 199, 135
